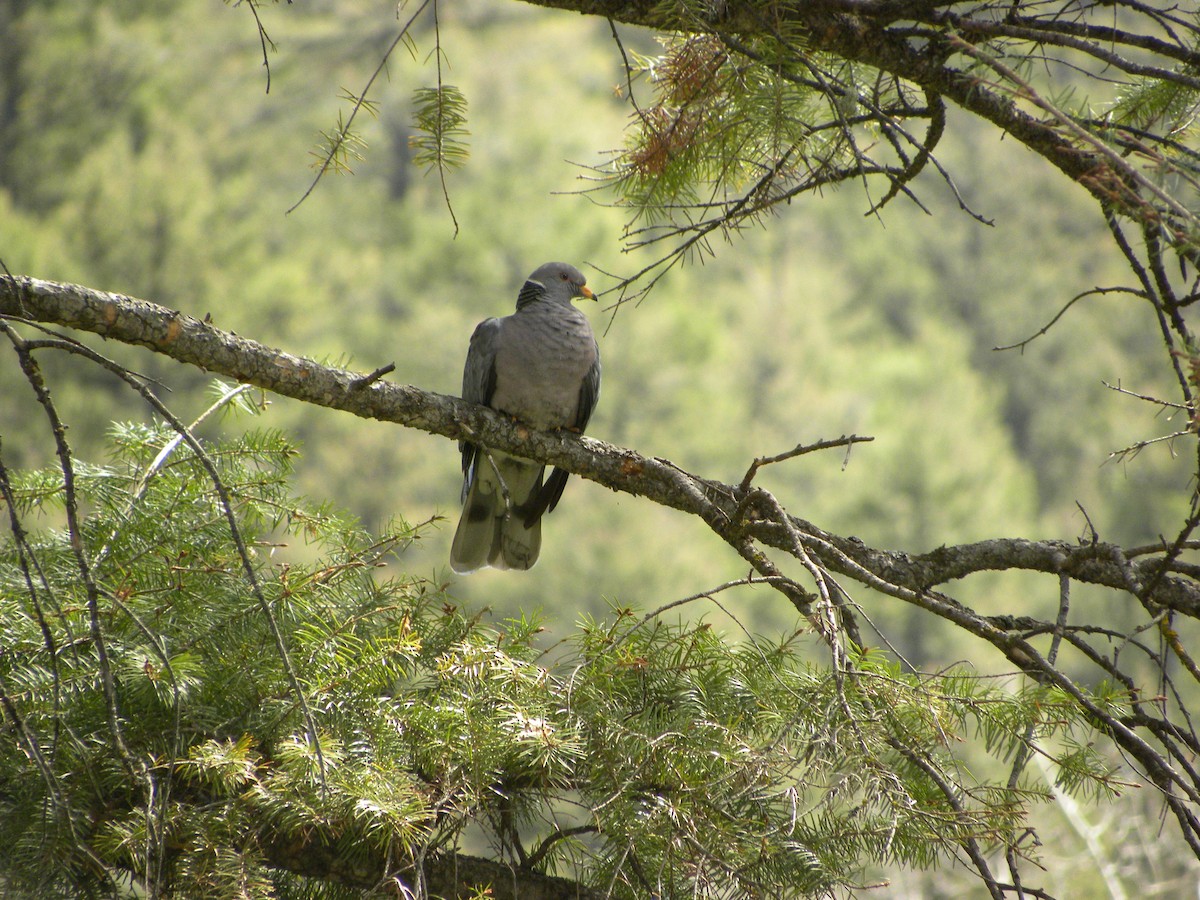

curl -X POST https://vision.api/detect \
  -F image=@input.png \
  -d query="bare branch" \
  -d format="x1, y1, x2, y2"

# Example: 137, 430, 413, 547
4, 275, 1198, 615
739, 434, 875, 491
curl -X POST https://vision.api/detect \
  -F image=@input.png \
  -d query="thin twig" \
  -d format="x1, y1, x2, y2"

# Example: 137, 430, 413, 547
740, 434, 874, 491
352, 362, 396, 388
287, 0, 433, 214
522, 825, 598, 871
0, 322, 138, 780
428, 0, 459, 235
241, 0, 278, 94
994, 287, 1142, 353
1102, 379, 1190, 411
890, 738, 1005, 900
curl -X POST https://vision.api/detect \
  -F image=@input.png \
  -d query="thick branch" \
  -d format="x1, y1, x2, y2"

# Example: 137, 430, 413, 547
522, 0, 1197, 256
257, 833, 602, 900
4, 275, 1198, 618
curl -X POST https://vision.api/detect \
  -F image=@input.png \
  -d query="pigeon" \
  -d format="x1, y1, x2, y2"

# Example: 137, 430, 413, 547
450, 262, 601, 573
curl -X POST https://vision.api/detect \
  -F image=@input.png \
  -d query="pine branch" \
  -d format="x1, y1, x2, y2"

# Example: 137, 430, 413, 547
256, 837, 604, 899
519, 0, 1200, 268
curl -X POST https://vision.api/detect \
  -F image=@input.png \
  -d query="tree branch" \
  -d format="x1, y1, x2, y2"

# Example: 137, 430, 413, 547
7, 272, 1200, 878
4, 274, 1198, 616
522, 0, 1200, 266
257, 833, 604, 900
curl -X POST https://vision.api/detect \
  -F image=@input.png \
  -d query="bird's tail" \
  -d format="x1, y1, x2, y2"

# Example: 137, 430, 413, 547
450, 453, 543, 573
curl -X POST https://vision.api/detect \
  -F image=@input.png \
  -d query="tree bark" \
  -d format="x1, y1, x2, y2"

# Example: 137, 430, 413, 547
257, 830, 604, 900
3, 275, 1197, 619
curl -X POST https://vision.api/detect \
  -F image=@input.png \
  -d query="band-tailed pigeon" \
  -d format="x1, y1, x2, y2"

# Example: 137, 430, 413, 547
450, 262, 601, 573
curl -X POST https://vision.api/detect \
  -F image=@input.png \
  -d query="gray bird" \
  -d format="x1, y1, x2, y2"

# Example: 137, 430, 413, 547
450, 262, 601, 573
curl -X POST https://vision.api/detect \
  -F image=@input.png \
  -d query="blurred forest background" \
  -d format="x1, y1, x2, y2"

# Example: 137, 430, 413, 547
1, 2, 1194, 893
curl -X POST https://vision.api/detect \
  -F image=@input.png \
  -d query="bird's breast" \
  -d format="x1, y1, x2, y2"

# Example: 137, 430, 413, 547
490, 306, 597, 430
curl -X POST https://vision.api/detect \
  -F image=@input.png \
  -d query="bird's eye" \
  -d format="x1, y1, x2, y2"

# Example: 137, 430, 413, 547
560, 272, 569, 281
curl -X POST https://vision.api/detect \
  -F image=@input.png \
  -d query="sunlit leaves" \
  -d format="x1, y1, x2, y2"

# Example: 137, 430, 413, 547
309, 90, 380, 176
410, 84, 470, 174
564, 617, 1118, 896
178, 734, 261, 794
609, 34, 845, 224
0, 424, 1130, 897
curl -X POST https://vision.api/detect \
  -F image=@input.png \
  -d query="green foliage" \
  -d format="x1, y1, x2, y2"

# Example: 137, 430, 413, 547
0, 422, 430, 896
311, 91, 380, 177
410, 84, 471, 173
0, 424, 1125, 896
612, 34, 832, 217
1106, 76, 1200, 135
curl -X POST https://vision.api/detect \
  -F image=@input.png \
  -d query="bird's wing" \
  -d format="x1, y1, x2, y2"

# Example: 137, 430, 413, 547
575, 347, 602, 431
526, 345, 601, 524
463, 317, 501, 408
459, 317, 502, 494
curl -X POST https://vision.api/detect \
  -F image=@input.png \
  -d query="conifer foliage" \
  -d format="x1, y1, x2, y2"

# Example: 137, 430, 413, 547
0, 381, 1126, 897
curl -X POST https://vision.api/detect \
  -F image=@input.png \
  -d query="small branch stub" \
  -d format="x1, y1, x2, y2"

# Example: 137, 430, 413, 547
740, 434, 874, 491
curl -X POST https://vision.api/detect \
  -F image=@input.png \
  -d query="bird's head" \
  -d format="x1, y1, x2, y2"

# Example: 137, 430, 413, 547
519, 262, 595, 308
